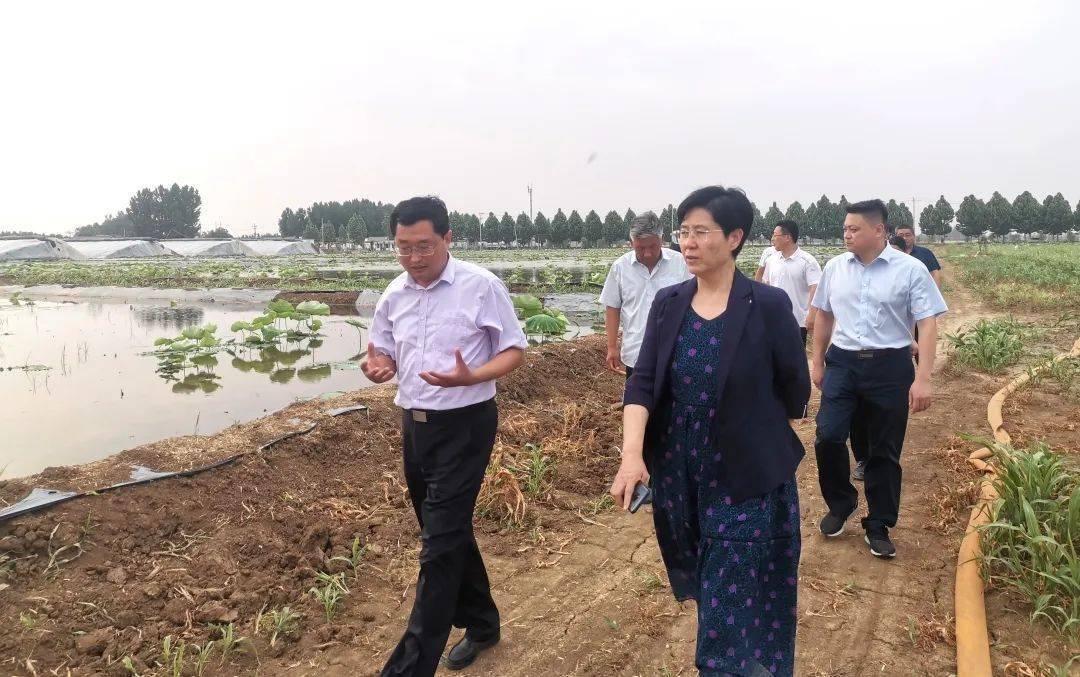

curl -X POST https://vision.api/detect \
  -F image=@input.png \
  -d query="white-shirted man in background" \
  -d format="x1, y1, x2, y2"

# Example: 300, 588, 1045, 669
600, 211, 691, 377
762, 219, 822, 345
754, 244, 777, 281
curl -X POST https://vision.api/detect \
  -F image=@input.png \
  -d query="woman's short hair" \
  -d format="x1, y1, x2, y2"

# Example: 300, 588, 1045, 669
676, 186, 753, 258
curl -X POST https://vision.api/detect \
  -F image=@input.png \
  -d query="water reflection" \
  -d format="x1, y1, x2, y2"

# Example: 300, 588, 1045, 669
133, 306, 206, 331
154, 334, 335, 392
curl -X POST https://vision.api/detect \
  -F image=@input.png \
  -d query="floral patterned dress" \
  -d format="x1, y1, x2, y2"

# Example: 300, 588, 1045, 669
651, 307, 800, 676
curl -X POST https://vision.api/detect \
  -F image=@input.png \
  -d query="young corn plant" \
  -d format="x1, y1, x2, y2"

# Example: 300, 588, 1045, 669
310, 575, 348, 621
191, 641, 215, 676
516, 443, 554, 497
264, 606, 301, 647
329, 537, 368, 580
210, 622, 246, 663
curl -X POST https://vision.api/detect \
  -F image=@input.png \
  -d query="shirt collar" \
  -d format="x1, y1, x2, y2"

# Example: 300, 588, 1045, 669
846, 243, 896, 266
778, 246, 801, 260
404, 253, 456, 290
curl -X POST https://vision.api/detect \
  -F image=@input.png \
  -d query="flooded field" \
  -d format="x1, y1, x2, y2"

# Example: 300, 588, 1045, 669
0, 293, 596, 479
0, 298, 377, 478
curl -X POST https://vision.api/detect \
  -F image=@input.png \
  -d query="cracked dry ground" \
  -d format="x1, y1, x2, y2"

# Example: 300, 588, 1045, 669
0, 287, 1013, 676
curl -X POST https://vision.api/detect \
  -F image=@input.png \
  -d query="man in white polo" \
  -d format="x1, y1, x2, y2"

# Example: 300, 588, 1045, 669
600, 211, 691, 377
762, 219, 822, 345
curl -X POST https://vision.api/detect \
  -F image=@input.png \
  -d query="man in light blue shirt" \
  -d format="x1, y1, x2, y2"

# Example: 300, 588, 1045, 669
810, 199, 947, 559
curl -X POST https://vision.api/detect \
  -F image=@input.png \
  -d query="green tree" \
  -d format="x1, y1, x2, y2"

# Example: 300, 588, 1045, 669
985, 191, 1014, 241
126, 183, 202, 238
804, 203, 820, 242
278, 208, 301, 237
549, 209, 570, 246
320, 221, 338, 246
784, 201, 805, 226
347, 212, 368, 246
885, 199, 913, 230
201, 226, 231, 239
1040, 193, 1072, 240
603, 210, 624, 244
928, 196, 954, 242
568, 210, 585, 243
751, 201, 765, 239
955, 195, 987, 239
1011, 191, 1042, 238
918, 205, 936, 241
829, 196, 850, 243
75, 211, 135, 237
516, 212, 535, 245
533, 211, 550, 246
583, 210, 603, 246
658, 204, 677, 234
498, 212, 516, 245
483, 213, 499, 244
764, 202, 785, 230
302, 220, 319, 243
810, 195, 835, 242
623, 208, 637, 233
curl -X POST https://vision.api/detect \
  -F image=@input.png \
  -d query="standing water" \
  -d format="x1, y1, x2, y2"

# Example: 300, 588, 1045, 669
0, 298, 373, 479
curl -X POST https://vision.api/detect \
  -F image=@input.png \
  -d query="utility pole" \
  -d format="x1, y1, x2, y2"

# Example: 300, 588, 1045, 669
911, 197, 918, 237
527, 184, 534, 221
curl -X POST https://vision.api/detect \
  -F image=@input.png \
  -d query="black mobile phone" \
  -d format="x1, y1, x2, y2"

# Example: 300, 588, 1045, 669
629, 483, 652, 514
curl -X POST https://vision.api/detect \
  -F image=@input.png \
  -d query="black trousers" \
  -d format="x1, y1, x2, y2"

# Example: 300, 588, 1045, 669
814, 347, 913, 532
380, 399, 500, 677
625, 365, 634, 380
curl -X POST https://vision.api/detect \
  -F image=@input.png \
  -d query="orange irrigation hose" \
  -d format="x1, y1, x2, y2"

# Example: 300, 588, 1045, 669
954, 337, 1080, 676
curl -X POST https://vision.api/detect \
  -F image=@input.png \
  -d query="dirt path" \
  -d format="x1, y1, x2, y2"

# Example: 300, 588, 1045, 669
0, 283, 1023, 677
311, 284, 995, 677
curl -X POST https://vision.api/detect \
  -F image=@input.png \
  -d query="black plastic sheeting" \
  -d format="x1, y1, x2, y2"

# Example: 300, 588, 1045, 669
0, 404, 368, 524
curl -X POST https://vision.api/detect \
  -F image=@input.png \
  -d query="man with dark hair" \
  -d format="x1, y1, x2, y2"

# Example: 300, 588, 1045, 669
363, 196, 527, 675
600, 211, 690, 377
810, 199, 947, 559
762, 219, 822, 345
895, 225, 942, 287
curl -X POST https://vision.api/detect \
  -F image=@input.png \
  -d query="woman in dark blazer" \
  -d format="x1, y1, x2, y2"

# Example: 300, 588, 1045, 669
611, 186, 810, 677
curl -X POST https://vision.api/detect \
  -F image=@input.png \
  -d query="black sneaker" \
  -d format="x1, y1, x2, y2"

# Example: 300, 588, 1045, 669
819, 497, 858, 537
443, 632, 501, 670
864, 529, 896, 558
852, 461, 866, 482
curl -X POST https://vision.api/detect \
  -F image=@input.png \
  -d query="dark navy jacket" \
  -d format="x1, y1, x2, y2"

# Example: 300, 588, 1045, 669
623, 270, 811, 503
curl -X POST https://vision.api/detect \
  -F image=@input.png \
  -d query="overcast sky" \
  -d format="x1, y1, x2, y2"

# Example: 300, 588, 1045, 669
3, 1, 1078, 234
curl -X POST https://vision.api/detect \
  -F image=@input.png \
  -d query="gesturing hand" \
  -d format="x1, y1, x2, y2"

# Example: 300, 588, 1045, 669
360, 342, 397, 383
419, 349, 477, 388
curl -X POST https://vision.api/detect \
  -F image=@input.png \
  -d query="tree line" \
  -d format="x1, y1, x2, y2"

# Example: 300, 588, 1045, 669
76, 184, 205, 238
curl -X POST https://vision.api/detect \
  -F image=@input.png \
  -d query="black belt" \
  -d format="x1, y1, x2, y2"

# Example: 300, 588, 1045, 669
405, 398, 494, 424
833, 347, 909, 360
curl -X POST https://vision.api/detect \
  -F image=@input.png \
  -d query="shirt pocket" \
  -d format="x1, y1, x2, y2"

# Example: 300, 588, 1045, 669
430, 311, 478, 358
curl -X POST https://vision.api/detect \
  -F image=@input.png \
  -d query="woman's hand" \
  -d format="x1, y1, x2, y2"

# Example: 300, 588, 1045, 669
610, 453, 650, 511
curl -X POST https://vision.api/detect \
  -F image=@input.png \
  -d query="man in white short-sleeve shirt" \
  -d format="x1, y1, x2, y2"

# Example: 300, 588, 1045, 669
754, 245, 777, 281
762, 220, 822, 345
599, 212, 691, 376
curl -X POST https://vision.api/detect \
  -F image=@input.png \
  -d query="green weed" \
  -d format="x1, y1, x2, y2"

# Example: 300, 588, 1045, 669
945, 316, 1029, 373
516, 444, 553, 496
977, 439, 1079, 642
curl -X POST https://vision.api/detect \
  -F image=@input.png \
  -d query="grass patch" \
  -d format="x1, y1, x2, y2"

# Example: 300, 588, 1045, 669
945, 316, 1031, 373
978, 439, 1079, 643
946, 243, 1080, 311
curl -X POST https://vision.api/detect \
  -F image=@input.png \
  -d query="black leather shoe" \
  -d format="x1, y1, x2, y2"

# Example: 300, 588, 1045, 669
443, 633, 500, 670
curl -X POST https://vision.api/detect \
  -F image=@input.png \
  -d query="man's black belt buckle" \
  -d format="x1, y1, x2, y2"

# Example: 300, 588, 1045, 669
411, 410, 428, 423
856, 350, 876, 360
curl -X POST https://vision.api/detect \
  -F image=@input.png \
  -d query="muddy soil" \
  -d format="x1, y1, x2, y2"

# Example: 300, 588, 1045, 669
1, 286, 1075, 676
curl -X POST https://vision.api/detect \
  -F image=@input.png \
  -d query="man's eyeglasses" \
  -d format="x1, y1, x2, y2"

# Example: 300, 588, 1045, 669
394, 242, 438, 257
677, 227, 723, 242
